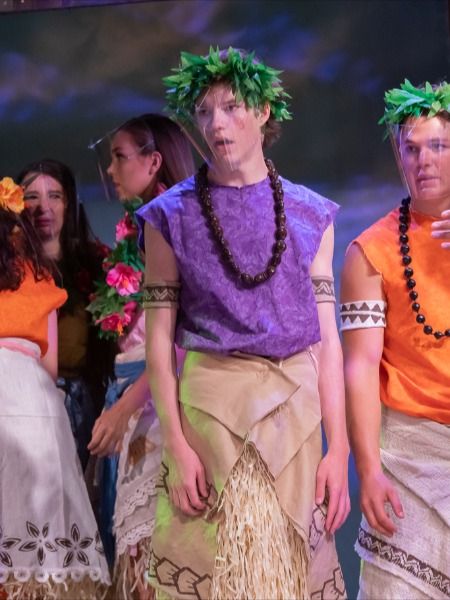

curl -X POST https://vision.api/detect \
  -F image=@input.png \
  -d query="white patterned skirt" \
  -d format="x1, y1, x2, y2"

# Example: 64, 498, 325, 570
0, 339, 111, 598
356, 407, 450, 599
112, 345, 162, 600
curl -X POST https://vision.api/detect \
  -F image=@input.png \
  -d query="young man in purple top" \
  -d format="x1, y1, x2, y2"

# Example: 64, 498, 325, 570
137, 47, 349, 599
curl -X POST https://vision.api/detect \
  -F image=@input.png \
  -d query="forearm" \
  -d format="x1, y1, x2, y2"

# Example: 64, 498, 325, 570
115, 371, 150, 418
147, 355, 183, 447
143, 224, 186, 451
145, 315, 185, 450
345, 358, 382, 476
316, 337, 349, 453
42, 310, 58, 381
344, 354, 404, 536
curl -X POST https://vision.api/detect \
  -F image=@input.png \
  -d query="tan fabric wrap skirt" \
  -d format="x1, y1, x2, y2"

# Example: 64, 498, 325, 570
148, 350, 345, 600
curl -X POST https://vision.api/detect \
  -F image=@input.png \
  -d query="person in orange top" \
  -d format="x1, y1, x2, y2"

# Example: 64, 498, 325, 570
17, 158, 115, 472
340, 80, 450, 599
0, 178, 110, 599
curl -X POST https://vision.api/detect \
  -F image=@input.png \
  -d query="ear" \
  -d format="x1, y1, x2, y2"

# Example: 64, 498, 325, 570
148, 151, 163, 177
258, 103, 271, 126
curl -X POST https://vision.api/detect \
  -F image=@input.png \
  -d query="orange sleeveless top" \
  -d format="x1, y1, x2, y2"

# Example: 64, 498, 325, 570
356, 208, 450, 424
0, 265, 67, 355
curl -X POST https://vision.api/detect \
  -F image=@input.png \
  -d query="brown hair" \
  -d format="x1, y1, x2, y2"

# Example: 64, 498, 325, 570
16, 159, 116, 409
201, 49, 283, 148
263, 117, 282, 148
16, 159, 96, 279
0, 208, 51, 291
116, 113, 195, 189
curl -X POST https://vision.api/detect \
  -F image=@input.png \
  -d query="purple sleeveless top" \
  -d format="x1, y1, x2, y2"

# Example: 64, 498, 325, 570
137, 175, 338, 358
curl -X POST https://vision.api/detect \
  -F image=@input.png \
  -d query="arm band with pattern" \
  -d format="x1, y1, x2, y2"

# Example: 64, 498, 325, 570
339, 300, 386, 331
143, 281, 180, 308
311, 276, 336, 303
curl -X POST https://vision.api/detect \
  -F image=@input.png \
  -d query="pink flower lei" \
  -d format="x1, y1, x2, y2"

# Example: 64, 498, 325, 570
87, 199, 144, 340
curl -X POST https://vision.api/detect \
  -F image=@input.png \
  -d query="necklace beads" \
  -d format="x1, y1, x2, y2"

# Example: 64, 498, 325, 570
195, 158, 287, 287
399, 196, 450, 340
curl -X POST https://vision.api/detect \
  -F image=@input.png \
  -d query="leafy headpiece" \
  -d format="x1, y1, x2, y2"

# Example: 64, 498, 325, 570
379, 78, 450, 126
163, 46, 292, 123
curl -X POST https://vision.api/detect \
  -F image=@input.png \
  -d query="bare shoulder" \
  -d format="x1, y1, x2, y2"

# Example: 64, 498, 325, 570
144, 223, 179, 282
310, 223, 334, 276
340, 242, 384, 303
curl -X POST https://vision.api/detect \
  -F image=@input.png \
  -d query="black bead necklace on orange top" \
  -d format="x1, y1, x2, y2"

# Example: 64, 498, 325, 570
195, 158, 287, 287
399, 196, 450, 339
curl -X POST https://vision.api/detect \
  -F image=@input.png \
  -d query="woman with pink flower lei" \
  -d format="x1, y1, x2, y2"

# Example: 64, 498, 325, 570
87, 114, 194, 600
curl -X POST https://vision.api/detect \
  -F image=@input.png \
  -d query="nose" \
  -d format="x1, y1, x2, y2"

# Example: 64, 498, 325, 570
209, 107, 227, 130
107, 161, 114, 176
33, 194, 51, 211
40, 194, 52, 210
418, 147, 433, 168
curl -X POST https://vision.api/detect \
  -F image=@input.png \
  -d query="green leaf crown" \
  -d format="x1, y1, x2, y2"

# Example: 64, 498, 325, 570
379, 79, 450, 127
163, 46, 292, 123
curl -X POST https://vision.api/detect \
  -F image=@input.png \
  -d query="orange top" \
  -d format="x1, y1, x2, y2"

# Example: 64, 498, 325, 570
356, 208, 450, 424
0, 264, 67, 355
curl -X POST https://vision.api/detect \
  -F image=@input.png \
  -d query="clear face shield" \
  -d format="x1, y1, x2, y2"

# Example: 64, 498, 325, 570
88, 123, 157, 203
173, 83, 265, 177
388, 116, 450, 208
21, 167, 67, 242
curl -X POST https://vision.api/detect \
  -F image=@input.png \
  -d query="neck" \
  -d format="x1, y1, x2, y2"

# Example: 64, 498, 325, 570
207, 150, 268, 187
42, 238, 61, 261
411, 197, 450, 217
142, 179, 158, 202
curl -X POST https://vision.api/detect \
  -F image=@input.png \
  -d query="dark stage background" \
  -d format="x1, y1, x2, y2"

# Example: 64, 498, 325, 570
0, 1, 448, 597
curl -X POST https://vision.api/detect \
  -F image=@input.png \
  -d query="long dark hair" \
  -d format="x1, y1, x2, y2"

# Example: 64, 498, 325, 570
16, 159, 97, 293
16, 159, 115, 408
116, 113, 195, 192
0, 207, 52, 292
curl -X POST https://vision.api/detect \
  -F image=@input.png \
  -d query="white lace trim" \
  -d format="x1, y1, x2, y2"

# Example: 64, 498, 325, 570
114, 475, 158, 529
0, 566, 110, 585
115, 521, 155, 557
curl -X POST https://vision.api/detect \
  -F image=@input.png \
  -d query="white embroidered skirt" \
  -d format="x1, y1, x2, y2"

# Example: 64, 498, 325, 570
0, 339, 111, 597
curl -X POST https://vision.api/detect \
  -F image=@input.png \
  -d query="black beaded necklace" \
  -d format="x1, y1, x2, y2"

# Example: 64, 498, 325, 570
195, 158, 287, 287
399, 196, 450, 340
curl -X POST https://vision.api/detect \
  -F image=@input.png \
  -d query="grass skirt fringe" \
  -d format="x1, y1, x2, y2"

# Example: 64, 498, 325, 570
1, 574, 108, 599
211, 443, 309, 600
112, 539, 154, 600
